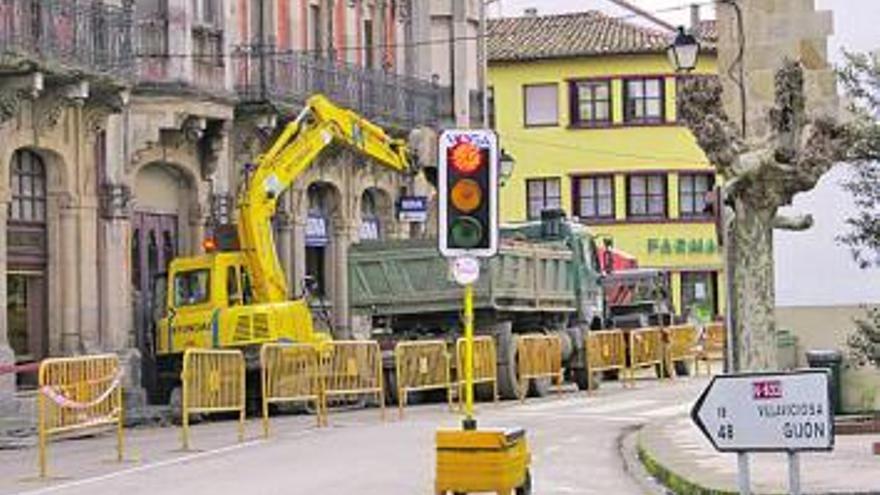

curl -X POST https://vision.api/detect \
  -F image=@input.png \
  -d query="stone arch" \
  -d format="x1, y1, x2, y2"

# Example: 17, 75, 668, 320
0, 145, 72, 203
0, 132, 76, 201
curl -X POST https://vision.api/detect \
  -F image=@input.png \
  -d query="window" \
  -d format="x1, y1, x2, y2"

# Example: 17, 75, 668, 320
487, 87, 496, 129
10, 149, 47, 223
173, 269, 210, 307
574, 176, 614, 221
192, 27, 224, 67
681, 271, 717, 318
227, 266, 241, 306
624, 78, 664, 123
627, 175, 666, 218
679, 173, 714, 218
526, 178, 561, 220
570, 80, 611, 125
363, 19, 374, 69
193, 0, 219, 26
310, 4, 322, 56
523, 84, 558, 126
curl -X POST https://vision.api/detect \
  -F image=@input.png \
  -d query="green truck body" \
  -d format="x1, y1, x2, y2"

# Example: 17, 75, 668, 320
348, 218, 606, 398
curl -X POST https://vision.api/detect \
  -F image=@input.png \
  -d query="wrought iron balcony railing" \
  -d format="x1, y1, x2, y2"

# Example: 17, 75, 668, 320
233, 43, 453, 130
135, 14, 228, 94
0, 0, 133, 79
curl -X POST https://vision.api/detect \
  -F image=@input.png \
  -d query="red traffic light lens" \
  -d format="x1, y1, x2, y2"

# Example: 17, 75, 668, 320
449, 142, 484, 174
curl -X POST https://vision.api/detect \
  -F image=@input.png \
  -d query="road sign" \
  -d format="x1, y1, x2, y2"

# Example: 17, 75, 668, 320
691, 370, 833, 452
451, 256, 480, 286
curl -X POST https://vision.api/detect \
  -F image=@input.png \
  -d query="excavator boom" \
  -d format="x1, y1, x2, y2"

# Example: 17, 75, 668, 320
237, 95, 411, 303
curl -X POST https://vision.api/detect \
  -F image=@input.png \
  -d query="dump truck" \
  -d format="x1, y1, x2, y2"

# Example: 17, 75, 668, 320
350, 211, 603, 399
349, 210, 675, 399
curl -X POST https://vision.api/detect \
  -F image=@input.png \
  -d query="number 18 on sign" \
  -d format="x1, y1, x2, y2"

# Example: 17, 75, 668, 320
691, 370, 833, 495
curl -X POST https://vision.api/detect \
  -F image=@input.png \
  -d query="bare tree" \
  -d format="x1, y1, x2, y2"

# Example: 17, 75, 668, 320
679, 60, 850, 370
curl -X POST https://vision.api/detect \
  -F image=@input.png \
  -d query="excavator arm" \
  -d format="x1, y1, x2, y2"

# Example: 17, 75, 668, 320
236, 95, 411, 303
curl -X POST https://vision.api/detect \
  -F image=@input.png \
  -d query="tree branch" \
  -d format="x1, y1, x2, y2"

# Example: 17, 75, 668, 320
773, 213, 814, 231
677, 76, 745, 174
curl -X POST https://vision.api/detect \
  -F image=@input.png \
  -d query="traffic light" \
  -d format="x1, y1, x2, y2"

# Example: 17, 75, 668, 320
438, 130, 498, 258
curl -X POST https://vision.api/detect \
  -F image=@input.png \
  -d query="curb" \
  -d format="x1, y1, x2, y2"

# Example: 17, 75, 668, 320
637, 428, 880, 495
636, 435, 739, 495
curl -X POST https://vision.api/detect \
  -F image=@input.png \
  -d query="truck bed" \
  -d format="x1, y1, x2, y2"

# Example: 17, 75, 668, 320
349, 238, 577, 318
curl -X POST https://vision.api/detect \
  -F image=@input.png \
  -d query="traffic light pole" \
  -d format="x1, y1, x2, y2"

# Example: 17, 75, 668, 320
463, 283, 476, 430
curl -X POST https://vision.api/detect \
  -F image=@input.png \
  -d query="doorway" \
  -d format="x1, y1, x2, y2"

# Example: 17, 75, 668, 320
7, 149, 48, 389
131, 212, 178, 397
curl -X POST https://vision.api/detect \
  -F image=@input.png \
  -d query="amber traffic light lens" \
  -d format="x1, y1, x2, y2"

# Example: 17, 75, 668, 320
449, 142, 484, 174
449, 217, 483, 248
450, 179, 482, 213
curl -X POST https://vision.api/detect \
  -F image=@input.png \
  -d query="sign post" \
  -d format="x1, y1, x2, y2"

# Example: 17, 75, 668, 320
451, 256, 480, 427
691, 370, 833, 495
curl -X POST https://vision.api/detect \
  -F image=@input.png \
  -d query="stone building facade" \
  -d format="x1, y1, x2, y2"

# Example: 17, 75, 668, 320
0, 0, 484, 405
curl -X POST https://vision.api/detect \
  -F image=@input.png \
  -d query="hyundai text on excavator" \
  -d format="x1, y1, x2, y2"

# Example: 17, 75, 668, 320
150, 95, 415, 403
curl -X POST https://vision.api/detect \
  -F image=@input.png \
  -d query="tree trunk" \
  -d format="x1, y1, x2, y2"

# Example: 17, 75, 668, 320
733, 202, 779, 371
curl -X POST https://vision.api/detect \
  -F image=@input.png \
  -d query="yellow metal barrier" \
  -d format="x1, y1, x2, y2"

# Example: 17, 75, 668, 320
664, 325, 699, 377
395, 340, 452, 418
321, 340, 385, 421
515, 334, 563, 401
455, 335, 498, 406
585, 330, 627, 391
261, 343, 325, 437
37, 354, 124, 478
626, 328, 665, 385
181, 348, 245, 450
696, 322, 726, 375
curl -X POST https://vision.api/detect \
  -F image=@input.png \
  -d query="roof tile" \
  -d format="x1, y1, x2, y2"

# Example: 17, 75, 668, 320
488, 11, 672, 62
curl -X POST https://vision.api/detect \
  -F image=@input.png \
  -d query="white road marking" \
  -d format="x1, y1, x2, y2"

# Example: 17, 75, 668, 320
636, 403, 692, 418
14, 438, 270, 495
573, 398, 656, 414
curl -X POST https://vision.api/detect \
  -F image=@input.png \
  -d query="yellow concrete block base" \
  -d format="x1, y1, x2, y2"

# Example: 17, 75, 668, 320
435, 428, 531, 495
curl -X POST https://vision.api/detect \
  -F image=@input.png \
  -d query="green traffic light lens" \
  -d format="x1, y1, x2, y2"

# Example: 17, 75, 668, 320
449, 217, 483, 248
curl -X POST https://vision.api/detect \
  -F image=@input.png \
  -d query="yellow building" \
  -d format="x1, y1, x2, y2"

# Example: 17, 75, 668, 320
488, 11, 723, 318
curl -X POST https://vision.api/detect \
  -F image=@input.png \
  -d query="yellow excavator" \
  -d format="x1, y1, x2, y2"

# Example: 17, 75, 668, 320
151, 94, 414, 401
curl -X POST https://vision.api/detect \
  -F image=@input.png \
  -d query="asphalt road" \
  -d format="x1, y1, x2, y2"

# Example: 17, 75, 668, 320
0, 377, 708, 495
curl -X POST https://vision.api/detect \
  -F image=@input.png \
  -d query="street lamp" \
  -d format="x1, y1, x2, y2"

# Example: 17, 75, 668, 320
666, 26, 700, 73
499, 149, 515, 186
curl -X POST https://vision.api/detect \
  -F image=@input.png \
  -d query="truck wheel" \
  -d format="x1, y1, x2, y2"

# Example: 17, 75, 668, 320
528, 377, 551, 398
384, 367, 399, 405
496, 338, 520, 400
571, 368, 590, 391
169, 386, 205, 425
168, 386, 182, 424
674, 361, 689, 377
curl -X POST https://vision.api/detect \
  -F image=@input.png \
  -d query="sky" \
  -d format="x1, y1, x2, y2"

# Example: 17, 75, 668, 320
491, 0, 880, 307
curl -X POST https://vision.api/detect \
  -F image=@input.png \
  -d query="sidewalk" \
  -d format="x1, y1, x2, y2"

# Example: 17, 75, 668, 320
639, 414, 880, 494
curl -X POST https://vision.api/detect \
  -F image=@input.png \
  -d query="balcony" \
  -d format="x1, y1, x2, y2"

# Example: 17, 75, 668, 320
233, 43, 452, 130
0, 0, 133, 80
135, 14, 228, 95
